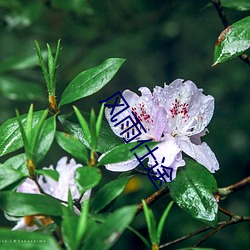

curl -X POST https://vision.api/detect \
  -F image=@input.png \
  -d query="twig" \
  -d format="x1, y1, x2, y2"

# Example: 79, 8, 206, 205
218, 176, 250, 199
33, 177, 68, 204
159, 216, 250, 249
218, 206, 235, 218
159, 224, 212, 249
193, 216, 250, 247
136, 186, 169, 215
211, 0, 230, 27
211, 0, 250, 66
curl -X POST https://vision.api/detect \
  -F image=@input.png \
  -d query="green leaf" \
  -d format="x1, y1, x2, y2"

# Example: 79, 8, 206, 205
168, 159, 218, 227
0, 192, 65, 216
91, 176, 132, 213
83, 205, 137, 250
73, 106, 91, 147
30, 109, 49, 158
213, 16, 250, 65
0, 228, 60, 250
75, 167, 102, 194
90, 109, 97, 150
62, 215, 80, 250
35, 40, 50, 90
59, 112, 123, 153
62, 201, 89, 250
97, 141, 159, 166
0, 76, 46, 102
127, 226, 151, 248
4, 153, 28, 175
36, 116, 56, 162
0, 164, 27, 190
142, 200, 157, 245
96, 104, 105, 140
67, 188, 74, 213
0, 111, 44, 157
157, 201, 174, 244
59, 58, 125, 106
36, 169, 59, 181
56, 131, 89, 165
0, 51, 47, 74
76, 200, 89, 247
221, 0, 250, 11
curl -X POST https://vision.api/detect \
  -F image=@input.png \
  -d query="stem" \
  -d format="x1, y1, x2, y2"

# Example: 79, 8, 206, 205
33, 178, 68, 205
193, 216, 250, 247
159, 224, 212, 249
136, 186, 169, 215
159, 216, 250, 249
218, 206, 235, 218
218, 176, 250, 198
210, 0, 250, 66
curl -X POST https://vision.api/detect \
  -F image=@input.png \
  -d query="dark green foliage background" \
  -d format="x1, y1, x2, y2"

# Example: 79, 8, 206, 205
0, 0, 249, 249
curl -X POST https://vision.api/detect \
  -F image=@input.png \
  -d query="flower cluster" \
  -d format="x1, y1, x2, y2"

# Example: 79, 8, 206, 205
103, 79, 219, 180
11, 157, 90, 231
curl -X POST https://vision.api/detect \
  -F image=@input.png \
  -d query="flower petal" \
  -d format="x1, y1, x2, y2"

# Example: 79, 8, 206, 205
178, 139, 219, 173
16, 178, 40, 194
39, 157, 82, 201
105, 88, 167, 141
105, 159, 139, 172
154, 79, 214, 136
148, 137, 185, 181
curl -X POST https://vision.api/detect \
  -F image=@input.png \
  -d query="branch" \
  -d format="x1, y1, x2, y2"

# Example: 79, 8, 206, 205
159, 216, 250, 249
218, 176, 250, 199
211, 0, 250, 66
193, 216, 250, 247
136, 186, 169, 215
159, 224, 212, 249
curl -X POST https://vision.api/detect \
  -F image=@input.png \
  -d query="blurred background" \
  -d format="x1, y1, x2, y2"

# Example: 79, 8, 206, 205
0, 0, 249, 249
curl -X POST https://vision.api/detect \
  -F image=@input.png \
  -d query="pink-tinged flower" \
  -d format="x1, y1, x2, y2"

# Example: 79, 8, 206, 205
102, 79, 219, 181
102, 86, 185, 180
11, 157, 90, 231
153, 79, 219, 173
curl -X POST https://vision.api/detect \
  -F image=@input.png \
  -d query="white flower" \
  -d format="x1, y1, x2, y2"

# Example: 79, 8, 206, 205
12, 157, 90, 231
102, 79, 219, 182
153, 79, 219, 173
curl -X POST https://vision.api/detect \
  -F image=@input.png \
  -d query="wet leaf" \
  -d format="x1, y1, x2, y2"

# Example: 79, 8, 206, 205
168, 159, 218, 227
4, 153, 28, 175
59, 58, 125, 106
59, 112, 123, 153
97, 141, 159, 166
213, 16, 250, 65
56, 131, 89, 165
75, 167, 102, 194
221, 0, 250, 11
0, 192, 65, 216
36, 116, 56, 162
0, 111, 44, 157
91, 176, 132, 213
0, 164, 27, 190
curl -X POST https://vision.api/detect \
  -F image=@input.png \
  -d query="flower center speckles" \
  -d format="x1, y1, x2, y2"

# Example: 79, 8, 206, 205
170, 99, 190, 122
132, 103, 154, 124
